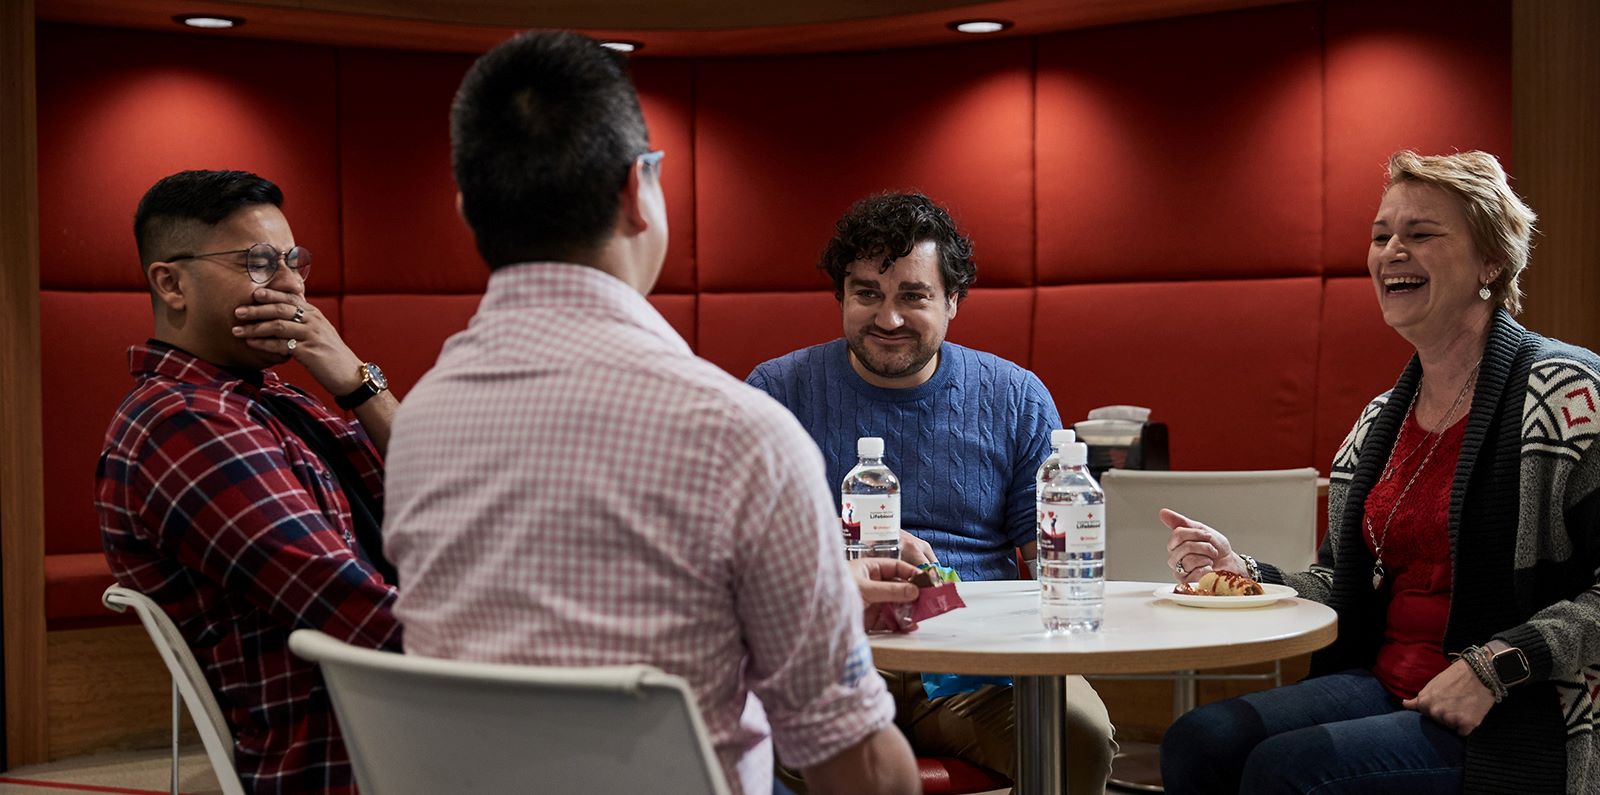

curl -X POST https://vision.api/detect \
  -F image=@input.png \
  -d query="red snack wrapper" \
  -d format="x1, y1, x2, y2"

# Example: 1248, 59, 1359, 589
875, 581, 966, 633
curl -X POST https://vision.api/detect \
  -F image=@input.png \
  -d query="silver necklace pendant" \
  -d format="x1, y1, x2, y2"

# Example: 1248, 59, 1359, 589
1372, 560, 1385, 590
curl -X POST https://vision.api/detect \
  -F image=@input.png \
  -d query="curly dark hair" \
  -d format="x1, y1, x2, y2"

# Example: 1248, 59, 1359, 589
819, 192, 976, 300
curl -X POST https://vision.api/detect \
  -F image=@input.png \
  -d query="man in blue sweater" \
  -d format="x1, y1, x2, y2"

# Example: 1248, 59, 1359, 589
747, 193, 1116, 793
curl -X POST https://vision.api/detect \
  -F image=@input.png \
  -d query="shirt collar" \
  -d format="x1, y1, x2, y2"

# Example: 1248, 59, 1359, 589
481, 262, 691, 354
131, 339, 280, 390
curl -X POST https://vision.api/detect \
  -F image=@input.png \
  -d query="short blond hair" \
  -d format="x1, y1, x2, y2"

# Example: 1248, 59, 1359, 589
1384, 150, 1538, 314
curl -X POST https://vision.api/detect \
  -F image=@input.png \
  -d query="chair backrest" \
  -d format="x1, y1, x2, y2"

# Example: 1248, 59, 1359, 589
288, 629, 733, 795
1101, 468, 1319, 582
101, 585, 245, 795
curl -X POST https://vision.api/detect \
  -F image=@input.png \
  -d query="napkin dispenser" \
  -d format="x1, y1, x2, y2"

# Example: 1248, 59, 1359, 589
1073, 406, 1169, 478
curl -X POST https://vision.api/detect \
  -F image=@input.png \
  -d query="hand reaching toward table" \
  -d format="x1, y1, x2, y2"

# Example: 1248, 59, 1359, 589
1162, 508, 1246, 584
849, 558, 919, 632
898, 530, 938, 566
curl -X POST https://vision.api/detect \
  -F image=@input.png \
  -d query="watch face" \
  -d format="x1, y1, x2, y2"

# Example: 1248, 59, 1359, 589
1492, 648, 1531, 684
364, 363, 388, 390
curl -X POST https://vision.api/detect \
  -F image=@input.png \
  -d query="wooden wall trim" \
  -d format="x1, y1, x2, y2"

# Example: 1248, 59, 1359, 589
1513, 0, 1600, 351
0, 0, 48, 769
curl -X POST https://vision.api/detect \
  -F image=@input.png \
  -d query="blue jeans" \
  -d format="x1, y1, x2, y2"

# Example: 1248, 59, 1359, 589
1160, 670, 1464, 794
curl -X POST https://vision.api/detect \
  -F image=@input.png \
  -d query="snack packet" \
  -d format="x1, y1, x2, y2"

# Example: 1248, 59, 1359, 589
876, 563, 966, 633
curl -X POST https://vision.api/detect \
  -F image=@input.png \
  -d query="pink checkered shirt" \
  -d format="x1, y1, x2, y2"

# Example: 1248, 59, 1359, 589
383, 264, 894, 794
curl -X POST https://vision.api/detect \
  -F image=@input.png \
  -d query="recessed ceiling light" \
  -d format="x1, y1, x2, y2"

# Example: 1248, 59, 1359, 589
174, 14, 244, 29
948, 19, 1012, 34
599, 40, 642, 54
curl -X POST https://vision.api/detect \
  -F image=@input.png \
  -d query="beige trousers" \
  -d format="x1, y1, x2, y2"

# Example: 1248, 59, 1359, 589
884, 670, 1118, 795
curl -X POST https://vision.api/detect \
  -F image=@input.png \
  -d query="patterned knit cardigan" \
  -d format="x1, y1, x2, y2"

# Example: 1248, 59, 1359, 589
1256, 311, 1600, 794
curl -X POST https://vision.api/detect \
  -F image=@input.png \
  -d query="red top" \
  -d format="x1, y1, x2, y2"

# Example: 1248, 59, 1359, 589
1364, 409, 1467, 701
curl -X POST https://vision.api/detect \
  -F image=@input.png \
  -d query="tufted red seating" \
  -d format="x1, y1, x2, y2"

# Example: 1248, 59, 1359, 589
918, 756, 1011, 794
33, 1, 1510, 642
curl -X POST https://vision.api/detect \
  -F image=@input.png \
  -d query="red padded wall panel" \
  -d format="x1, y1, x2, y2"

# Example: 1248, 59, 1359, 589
647, 293, 698, 350
41, 291, 154, 556
697, 291, 842, 378
1314, 277, 1415, 469
633, 60, 698, 294
1035, 4, 1324, 285
695, 41, 1034, 292
1322, 0, 1513, 276
36, 24, 342, 293
945, 288, 1034, 371
339, 294, 479, 399
336, 54, 697, 295
339, 50, 482, 295
1032, 279, 1321, 471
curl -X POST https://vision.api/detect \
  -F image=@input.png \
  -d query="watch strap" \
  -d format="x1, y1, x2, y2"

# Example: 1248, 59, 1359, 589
336, 363, 387, 410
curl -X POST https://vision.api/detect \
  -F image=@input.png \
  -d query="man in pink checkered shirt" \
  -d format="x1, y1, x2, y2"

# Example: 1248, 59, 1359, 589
381, 31, 918, 795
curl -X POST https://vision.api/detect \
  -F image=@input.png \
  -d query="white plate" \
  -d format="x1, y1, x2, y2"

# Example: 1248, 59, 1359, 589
1151, 583, 1298, 609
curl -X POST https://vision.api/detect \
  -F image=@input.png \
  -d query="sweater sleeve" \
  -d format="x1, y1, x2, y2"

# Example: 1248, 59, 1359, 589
1002, 372, 1062, 549
1493, 383, 1600, 684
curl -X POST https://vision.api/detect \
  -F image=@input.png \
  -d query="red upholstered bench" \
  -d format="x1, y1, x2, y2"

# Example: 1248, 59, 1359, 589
44, 551, 126, 630
918, 756, 1010, 794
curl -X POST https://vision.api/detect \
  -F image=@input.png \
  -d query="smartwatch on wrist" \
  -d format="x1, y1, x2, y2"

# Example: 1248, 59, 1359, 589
1488, 644, 1532, 688
336, 362, 388, 410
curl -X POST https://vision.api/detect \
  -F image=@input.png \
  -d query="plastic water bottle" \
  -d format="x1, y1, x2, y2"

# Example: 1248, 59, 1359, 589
1037, 439, 1105, 633
1031, 429, 1076, 579
841, 437, 900, 560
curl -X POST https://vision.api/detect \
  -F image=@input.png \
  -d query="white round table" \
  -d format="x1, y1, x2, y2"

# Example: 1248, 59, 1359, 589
868, 580, 1337, 795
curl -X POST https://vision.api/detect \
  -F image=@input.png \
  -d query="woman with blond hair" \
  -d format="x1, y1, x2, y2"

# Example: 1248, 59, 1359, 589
1159, 150, 1599, 793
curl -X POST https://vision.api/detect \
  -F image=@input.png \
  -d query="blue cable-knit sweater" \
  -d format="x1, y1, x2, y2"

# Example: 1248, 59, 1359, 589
747, 339, 1061, 582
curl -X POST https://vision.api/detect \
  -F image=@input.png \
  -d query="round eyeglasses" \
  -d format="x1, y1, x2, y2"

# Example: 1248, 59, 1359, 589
166, 242, 311, 284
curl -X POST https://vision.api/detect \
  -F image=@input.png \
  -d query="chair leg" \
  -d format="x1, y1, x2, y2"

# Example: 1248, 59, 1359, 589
170, 679, 180, 795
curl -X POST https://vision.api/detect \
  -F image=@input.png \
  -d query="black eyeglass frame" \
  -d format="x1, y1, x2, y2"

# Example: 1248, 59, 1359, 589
165, 242, 312, 285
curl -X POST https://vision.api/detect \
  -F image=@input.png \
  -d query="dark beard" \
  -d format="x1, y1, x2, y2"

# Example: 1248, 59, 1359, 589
846, 332, 937, 380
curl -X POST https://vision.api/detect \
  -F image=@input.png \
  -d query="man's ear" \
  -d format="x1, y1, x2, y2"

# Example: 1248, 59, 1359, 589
616, 160, 651, 236
147, 261, 186, 312
946, 293, 960, 319
455, 191, 466, 221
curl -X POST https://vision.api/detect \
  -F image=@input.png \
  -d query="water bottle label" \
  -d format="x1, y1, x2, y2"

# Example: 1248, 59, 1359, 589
1037, 505, 1067, 553
841, 493, 899, 544
1061, 503, 1104, 552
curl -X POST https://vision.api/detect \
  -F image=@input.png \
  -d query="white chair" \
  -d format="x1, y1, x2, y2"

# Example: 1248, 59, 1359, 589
1102, 467, 1320, 584
102, 585, 245, 795
288, 629, 732, 795
1097, 468, 1318, 793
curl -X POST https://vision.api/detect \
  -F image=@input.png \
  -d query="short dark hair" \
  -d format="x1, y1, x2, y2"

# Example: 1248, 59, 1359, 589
819, 193, 976, 300
133, 170, 283, 269
451, 31, 650, 270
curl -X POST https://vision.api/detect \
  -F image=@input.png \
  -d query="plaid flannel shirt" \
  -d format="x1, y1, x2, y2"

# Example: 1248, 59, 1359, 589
96, 342, 400, 795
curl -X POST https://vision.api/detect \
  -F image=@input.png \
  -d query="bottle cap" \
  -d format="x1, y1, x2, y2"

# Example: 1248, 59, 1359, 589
1050, 429, 1075, 449
1062, 441, 1089, 466
858, 436, 885, 458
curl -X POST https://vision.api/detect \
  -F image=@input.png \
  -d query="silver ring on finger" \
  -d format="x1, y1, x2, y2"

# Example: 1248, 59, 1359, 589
1174, 561, 1186, 576
291, 306, 306, 324
286, 338, 297, 352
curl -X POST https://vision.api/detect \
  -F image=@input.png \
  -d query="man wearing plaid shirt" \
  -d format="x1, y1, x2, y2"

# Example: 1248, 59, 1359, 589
382, 32, 918, 795
97, 170, 401, 794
